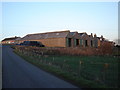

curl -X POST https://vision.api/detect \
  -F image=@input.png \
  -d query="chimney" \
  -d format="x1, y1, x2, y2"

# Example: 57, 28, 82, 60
101, 35, 105, 41
94, 34, 97, 37
91, 33, 93, 37
101, 35, 103, 38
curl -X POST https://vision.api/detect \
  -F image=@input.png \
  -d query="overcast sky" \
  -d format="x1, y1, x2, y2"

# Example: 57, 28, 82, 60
1, 1, 118, 43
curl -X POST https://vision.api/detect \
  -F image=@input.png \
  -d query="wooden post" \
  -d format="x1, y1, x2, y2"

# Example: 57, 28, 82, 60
62, 60, 66, 70
79, 61, 82, 77
103, 63, 109, 84
52, 57, 54, 65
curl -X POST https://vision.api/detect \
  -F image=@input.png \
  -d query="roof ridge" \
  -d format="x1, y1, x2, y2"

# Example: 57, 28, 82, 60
2, 37, 20, 41
79, 32, 86, 34
27, 30, 70, 36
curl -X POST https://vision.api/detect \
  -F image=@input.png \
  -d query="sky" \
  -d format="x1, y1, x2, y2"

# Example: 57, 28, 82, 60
1, 1, 118, 44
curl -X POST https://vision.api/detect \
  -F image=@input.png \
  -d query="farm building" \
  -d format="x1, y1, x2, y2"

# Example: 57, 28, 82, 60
19, 30, 102, 47
1, 30, 114, 48
79, 32, 94, 47
20, 30, 69, 47
1, 36, 21, 44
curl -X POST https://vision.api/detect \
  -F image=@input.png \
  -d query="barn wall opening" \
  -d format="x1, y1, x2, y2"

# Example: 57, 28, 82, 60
85, 40, 88, 47
76, 39, 79, 46
91, 40, 93, 47
68, 38, 72, 47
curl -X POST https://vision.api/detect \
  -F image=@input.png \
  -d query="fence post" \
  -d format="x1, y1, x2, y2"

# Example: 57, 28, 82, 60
103, 63, 109, 85
62, 60, 66, 70
52, 57, 54, 65
78, 60, 82, 77
41, 51, 43, 56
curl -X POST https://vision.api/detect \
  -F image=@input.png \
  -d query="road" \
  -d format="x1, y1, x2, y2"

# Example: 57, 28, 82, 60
0, 45, 2, 89
2, 45, 79, 88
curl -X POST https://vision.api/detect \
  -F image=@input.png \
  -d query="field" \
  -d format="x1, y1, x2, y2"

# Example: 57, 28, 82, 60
13, 45, 119, 88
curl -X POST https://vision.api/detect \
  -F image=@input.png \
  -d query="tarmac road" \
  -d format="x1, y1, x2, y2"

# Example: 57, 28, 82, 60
0, 45, 2, 89
2, 45, 79, 88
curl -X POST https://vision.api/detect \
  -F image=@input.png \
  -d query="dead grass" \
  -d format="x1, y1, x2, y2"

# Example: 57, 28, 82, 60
13, 45, 113, 56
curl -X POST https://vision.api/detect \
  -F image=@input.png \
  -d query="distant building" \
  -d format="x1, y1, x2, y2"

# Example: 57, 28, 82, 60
1, 36, 21, 44
93, 34, 100, 48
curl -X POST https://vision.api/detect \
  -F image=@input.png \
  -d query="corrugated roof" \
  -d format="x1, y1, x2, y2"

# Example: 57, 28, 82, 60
22, 31, 70, 40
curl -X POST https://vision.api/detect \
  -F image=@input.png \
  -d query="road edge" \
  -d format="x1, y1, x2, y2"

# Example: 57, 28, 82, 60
0, 44, 2, 90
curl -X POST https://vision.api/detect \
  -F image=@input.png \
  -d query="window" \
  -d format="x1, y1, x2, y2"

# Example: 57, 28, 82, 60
56, 33, 59, 35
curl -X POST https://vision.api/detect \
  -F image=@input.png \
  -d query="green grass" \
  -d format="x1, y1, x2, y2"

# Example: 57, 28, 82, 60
44, 55, 118, 86
14, 49, 118, 88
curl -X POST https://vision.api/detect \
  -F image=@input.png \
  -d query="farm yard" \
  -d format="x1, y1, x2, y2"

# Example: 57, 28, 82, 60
13, 45, 119, 88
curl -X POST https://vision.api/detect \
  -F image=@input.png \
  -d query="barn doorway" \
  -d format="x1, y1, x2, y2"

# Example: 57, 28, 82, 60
85, 40, 88, 47
76, 39, 79, 46
91, 40, 93, 47
68, 38, 72, 47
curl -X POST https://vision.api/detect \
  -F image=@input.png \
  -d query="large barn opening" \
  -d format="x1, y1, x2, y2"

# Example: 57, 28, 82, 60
91, 40, 93, 47
68, 38, 72, 47
85, 40, 88, 47
76, 39, 79, 46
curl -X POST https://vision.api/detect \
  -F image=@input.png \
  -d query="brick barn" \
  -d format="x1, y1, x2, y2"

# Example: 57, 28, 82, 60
20, 30, 99, 47
2, 30, 113, 48
21, 31, 69, 47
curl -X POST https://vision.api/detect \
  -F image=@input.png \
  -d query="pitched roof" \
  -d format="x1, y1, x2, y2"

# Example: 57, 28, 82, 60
22, 30, 70, 40
78, 32, 86, 36
2, 37, 20, 41
15, 37, 21, 40
70, 32, 76, 36
97, 37, 100, 39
